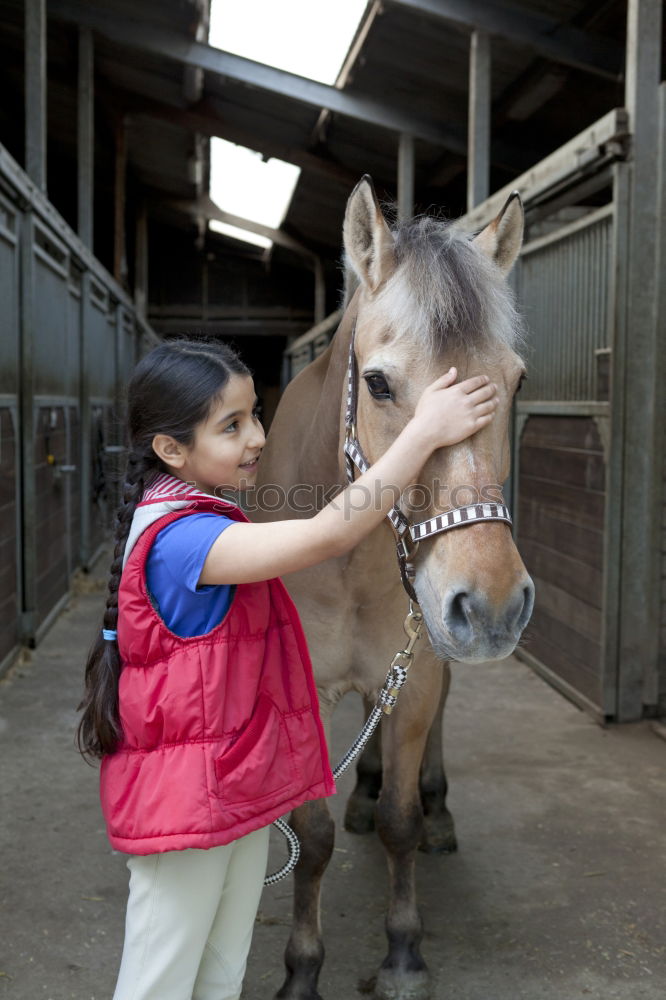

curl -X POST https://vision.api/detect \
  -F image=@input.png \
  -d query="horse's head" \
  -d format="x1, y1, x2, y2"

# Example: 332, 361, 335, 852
343, 176, 534, 663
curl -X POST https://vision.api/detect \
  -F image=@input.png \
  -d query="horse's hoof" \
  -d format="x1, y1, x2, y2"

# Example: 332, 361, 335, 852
275, 957, 325, 1000
418, 811, 458, 854
344, 791, 376, 834
373, 967, 430, 1000
275, 981, 323, 1000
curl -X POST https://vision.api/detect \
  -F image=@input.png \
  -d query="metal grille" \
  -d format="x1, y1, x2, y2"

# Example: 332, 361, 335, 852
516, 205, 613, 402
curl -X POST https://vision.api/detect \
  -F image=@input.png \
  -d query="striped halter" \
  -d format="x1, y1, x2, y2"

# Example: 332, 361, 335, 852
343, 324, 512, 601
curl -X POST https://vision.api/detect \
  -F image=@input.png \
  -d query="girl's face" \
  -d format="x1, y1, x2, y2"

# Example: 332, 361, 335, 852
174, 375, 266, 494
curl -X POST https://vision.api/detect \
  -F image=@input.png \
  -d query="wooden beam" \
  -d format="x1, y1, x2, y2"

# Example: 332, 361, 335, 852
616, 0, 664, 719
25, 0, 47, 191
467, 30, 491, 212
458, 108, 630, 230
171, 195, 318, 260
18, 209, 37, 640
150, 318, 311, 338
77, 27, 94, 247
134, 202, 148, 318
113, 117, 127, 284
48, 0, 467, 152
388, 0, 622, 81
397, 133, 415, 222
102, 88, 361, 190
314, 258, 326, 325
311, 0, 384, 146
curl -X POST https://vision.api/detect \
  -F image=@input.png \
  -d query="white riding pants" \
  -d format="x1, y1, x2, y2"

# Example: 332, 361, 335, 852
112, 826, 270, 1000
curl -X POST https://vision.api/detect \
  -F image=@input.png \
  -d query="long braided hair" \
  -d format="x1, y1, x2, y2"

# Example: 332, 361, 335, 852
77, 338, 250, 760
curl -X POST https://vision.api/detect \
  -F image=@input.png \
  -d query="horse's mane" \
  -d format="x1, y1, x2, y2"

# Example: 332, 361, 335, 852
343, 212, 524, 357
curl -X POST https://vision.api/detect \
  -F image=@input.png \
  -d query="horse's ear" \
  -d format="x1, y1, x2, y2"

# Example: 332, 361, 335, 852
472, 191, 524, 274
343, 175, 395, 293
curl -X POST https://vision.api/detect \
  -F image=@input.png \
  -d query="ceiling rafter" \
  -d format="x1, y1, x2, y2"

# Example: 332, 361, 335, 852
48, 0, 468, 153
388, 0, 622, 80
97, 81, 363, 190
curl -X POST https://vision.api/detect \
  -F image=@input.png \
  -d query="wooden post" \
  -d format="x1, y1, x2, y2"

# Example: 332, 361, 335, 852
77, 27, 94, 248
19, 210, 37, 642
79, 271, 92, 569
467, 30, 491, 212
134, 203, 148, 319
397, 133, 414, 222
617, 0, 663, 720
314, 257, 326, 325
25, 0, 47, 191
113, 117, 127, 285
656, 82, 666, 716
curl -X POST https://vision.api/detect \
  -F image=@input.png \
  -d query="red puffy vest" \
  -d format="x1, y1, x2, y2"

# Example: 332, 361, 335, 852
100, 480, 335, 855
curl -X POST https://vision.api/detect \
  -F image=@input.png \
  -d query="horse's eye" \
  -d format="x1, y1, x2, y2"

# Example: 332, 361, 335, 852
515, 374, 527, 394
364, 373, 392, 400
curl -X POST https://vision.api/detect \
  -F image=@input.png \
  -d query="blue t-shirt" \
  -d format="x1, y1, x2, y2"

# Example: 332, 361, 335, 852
145, 513, 236, 638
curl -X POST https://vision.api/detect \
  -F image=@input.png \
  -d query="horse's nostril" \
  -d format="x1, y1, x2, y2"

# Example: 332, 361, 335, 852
517, 580, 535, 630
443, 580, 534, 645
446, 591, 470, 635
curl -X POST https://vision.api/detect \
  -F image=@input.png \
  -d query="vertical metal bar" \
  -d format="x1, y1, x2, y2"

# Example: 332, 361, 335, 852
313, 257, 326, 325
397, 133, 414, 223
113, 117, 127, 284
653, 82, 666, 711
19, 210, 37, 642
25, 0, 47, 191
79, 271, 92, 568
600, 162, 631, 719
77, 27, 94, 248
467, 30, 491, 213
617, 0, 663, 720
134, 202, 148, 319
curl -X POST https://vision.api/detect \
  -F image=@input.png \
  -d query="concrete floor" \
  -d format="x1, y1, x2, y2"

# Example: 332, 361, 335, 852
1, 563, 665, 1000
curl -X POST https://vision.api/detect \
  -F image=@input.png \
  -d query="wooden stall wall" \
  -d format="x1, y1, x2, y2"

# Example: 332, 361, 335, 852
517, 417, 606, 708
661, 445, 666, 715
511, 203, 616, 718
0, 139, 154, 672
32, 221, 78, 631
0, 410, 19, 672
0, 188, 20, 672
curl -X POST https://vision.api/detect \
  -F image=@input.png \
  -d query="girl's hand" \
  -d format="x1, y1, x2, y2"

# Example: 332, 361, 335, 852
412, 368, 498, 451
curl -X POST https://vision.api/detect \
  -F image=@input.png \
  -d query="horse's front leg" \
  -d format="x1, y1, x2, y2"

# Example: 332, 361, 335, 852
344, 695, 382, 834
374, 659, 443, 1000
276, 799, 335, 1000
419, 663, 458, 855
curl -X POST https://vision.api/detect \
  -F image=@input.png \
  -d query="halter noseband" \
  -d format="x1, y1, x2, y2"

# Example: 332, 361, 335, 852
343, 323, 512, 601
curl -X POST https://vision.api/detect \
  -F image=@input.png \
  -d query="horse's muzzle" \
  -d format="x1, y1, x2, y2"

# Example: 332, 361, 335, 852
424, 576, 535, 662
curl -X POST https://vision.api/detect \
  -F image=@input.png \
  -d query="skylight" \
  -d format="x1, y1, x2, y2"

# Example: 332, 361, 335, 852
209, 0, 369, 86
209, 139, 301, 250
207, 0, 368, 248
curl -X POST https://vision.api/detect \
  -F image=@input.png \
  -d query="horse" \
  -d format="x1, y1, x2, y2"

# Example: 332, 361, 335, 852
254, 176, 534, 1000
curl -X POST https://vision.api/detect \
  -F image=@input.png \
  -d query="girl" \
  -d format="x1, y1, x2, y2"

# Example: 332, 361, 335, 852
77, 337, 498, 1000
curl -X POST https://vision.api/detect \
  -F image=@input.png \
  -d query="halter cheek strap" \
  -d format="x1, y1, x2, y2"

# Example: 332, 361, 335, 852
343, 322, 513, 601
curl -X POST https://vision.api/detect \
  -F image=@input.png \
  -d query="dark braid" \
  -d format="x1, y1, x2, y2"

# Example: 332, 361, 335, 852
77, 448, 157, 759
76, 337, 250, 761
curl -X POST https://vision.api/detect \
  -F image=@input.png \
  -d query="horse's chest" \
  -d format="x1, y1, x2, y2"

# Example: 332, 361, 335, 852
282, 529, 412, 693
